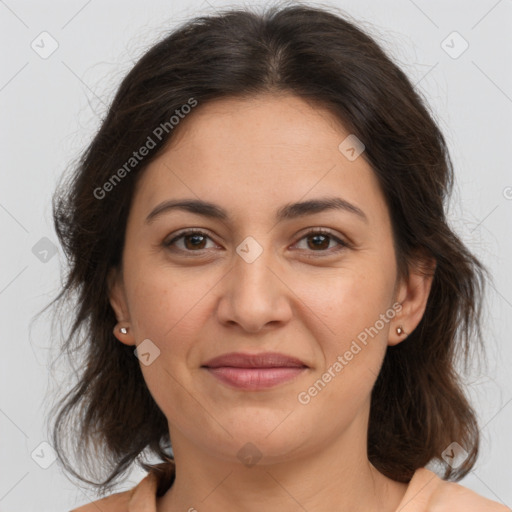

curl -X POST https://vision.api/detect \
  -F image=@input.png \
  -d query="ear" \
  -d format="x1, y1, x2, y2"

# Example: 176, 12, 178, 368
107, 267, 136, 346
389, 251, 436, 346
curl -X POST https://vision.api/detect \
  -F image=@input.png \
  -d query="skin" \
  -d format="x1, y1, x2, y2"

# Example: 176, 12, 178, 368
109, 93, 434, 512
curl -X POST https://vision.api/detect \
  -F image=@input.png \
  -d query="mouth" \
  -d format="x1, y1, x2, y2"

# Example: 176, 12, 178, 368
201, 352, 308, 390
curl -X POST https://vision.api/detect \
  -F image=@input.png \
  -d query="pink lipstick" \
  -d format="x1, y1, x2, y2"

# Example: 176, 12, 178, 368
201, 352, 308, 390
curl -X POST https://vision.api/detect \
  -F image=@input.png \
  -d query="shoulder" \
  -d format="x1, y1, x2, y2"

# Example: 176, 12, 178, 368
69, 489, 133, 511
400, 468, 510, 512
428, 477, 510, 512
69, 472, 157, 512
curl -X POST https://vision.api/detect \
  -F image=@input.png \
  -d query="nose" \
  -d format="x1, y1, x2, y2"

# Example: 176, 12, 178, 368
216, 244, 293, 333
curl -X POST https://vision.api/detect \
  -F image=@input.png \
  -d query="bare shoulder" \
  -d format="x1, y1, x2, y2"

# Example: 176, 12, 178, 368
69, 487, 134, 511
429, 479, 510, 512
68, 472, 158, 512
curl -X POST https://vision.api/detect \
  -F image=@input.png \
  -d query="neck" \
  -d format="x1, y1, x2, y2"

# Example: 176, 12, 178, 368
157, 411, 407, 512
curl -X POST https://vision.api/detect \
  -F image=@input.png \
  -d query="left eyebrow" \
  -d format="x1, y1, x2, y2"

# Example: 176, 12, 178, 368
145, 196, 369, 224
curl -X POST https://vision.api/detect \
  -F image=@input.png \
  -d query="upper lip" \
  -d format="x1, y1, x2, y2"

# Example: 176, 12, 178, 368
202, 352, 308, 369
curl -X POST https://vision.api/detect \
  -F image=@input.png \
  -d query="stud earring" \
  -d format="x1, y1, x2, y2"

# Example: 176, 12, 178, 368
396, 326, 404, 335
119, 326, 128, 335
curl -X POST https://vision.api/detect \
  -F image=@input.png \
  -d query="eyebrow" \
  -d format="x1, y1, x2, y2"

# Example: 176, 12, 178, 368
145, 196, 368, 224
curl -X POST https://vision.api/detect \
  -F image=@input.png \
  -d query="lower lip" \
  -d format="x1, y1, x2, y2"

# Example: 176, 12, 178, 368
203, 366, 307, 390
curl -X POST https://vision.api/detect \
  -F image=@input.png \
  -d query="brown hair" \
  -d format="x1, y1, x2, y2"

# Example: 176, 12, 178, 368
49, 2, 488, 494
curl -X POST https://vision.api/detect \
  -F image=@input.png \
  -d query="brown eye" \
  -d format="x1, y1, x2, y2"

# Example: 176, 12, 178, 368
164, 230, 216, 252
294, 229, 349, 256
306, 233, 330, 250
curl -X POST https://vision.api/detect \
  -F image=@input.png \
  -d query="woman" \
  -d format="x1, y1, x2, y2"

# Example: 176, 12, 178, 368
50, 3, 509, 511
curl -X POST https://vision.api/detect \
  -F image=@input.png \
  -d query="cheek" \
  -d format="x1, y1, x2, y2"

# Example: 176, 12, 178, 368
296, 282, 390, 416
123, 263, 210, 414
124, 256, 211, 342
294, 262, 395, 402
299, 265, 394, 346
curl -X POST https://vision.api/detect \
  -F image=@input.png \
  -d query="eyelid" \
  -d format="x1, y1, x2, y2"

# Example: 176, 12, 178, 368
163, 227, 350, 255
163, 228, 220, 252
291, 228, 350, 257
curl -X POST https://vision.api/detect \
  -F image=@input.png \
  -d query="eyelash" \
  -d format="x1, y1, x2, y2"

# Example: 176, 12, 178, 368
163, 228, 350, 258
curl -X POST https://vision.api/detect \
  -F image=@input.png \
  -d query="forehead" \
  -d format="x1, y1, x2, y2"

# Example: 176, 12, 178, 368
131, 93, 390, 230
167, 93, 349, 162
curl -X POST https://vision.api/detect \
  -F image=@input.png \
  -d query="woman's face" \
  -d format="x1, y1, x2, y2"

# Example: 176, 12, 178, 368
109, 93, 430, 466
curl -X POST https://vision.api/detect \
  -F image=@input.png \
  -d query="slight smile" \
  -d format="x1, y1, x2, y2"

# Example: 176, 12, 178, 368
201, 352, 309, 390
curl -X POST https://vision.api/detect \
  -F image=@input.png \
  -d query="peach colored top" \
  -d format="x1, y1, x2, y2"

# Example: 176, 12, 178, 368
70, 467, 510, 512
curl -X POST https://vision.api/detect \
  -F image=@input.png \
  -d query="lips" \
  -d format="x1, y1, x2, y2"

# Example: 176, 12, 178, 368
201, 352, 308, 369
201, 352, 308, 390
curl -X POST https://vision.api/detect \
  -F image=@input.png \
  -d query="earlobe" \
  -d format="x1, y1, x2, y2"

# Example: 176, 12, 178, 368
388, 316, 409, 346
113, 322, 135, 346
389, 254, 436, 346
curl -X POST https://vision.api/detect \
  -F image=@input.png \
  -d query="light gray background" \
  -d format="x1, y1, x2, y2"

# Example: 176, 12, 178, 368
1, 0, 511, 510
